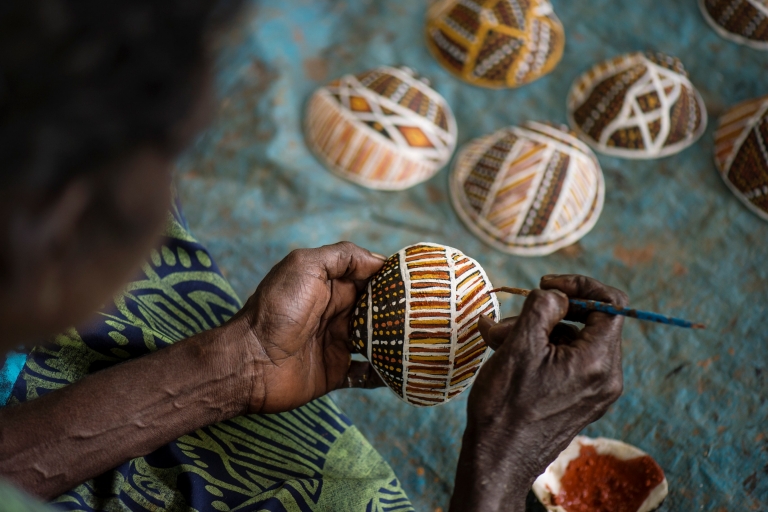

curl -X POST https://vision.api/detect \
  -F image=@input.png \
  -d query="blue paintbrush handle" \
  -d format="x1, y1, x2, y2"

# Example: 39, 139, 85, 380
568, 298, 705, 329
490, 288, 706, 330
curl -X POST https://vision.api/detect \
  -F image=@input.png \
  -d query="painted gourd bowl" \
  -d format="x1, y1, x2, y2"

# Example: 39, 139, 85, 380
567, 52, 707, 159
304, 66, 457, 190
350, 242, 499, 407
450, 121, 605, 256
425, 0, 565, 89
714, 94, 768, 222
699, 0, 768, 51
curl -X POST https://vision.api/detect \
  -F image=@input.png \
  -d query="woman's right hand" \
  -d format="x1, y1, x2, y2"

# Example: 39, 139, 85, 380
449, 275, 628, 512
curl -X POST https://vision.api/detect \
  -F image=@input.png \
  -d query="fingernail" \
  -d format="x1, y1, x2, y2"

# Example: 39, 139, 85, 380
370, 252, 388, 261
477, 315, 492, 335
542, 274, 561, 281
477, 314, 494, 325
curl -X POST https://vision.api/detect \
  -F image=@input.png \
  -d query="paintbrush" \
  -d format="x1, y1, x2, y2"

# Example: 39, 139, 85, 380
490, 287, 706, 330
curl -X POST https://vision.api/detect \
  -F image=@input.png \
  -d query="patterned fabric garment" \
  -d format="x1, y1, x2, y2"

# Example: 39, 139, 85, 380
4, 198, 414, 512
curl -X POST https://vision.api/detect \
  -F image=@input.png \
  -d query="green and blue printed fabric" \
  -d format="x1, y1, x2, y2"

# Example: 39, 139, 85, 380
0, 199, 413, 512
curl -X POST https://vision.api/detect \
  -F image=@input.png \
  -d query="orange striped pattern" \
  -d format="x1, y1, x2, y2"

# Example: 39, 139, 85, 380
400, 243, 499, 406
304, 66, 458, 190
305, 92, 432, 188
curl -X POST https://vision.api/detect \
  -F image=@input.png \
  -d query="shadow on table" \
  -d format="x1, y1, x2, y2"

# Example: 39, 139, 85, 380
526, 490, 548, 512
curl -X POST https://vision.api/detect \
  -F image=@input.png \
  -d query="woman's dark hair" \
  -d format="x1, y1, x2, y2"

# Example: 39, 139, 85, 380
0, 0, 242, 190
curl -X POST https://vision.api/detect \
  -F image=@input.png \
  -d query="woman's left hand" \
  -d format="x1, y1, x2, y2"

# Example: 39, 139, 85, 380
230, 242, 387, 414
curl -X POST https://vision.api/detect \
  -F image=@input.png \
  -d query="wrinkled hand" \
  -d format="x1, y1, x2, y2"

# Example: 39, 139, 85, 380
229, 242, 386, 414
450, 275, 628, 512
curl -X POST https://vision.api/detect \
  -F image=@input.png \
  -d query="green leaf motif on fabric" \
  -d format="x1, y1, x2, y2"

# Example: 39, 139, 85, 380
178, 247, 192, 268
108, 331, 130, 346
162, 246, 178, 266
150, 249, 162, 267
105, 320, 126, 331
196, 250, 212, 268
205, 485, 224, 497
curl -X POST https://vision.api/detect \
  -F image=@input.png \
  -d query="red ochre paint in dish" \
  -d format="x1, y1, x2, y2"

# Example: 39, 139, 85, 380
554, 444, 665, 512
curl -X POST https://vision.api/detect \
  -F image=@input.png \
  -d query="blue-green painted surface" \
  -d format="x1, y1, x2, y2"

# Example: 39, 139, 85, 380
176, 1, 768, 509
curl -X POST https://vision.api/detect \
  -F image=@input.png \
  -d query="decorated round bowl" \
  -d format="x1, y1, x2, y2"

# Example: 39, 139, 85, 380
304, 66, 457, 190
350, 242, 499, 407
714, 94, 768, 222
450, 121, 605, 256
699, 0, 768, 51
567, 52, 707, 159
425, 0, 565, 89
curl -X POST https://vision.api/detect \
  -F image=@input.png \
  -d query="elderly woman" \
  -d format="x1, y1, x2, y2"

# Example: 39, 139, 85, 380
0, 0, 627, 510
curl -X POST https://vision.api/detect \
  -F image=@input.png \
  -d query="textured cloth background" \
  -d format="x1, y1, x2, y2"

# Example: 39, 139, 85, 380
176, 0, 768, 509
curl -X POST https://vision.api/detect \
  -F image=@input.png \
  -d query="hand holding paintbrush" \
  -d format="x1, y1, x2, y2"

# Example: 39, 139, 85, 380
492, 278, 706, 330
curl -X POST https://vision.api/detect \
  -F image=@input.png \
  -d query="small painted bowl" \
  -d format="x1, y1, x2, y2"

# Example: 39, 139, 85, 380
699, 0, 768, 51
714, 94, 768, 222
425, 0, 565, 89
304, 66, 457, 190
450, 121, 604, 256
567, 52, 707, 159
350, 242, 499, 407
